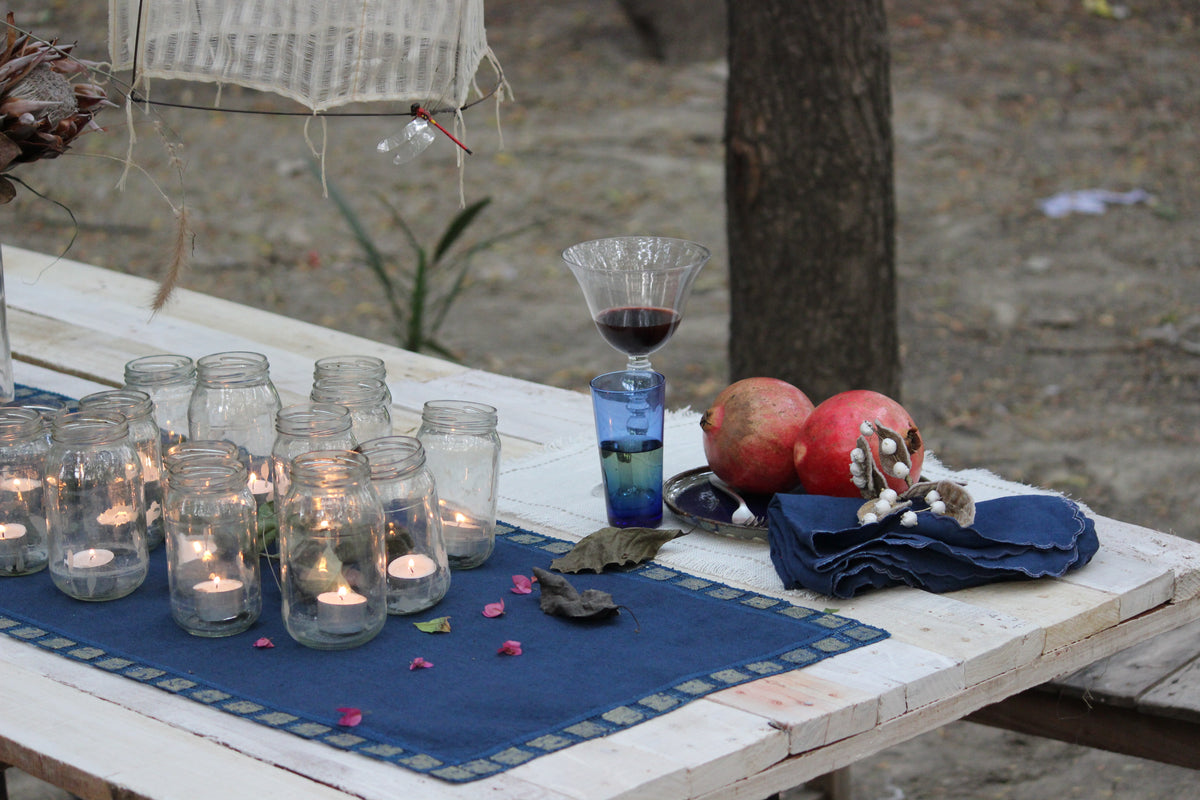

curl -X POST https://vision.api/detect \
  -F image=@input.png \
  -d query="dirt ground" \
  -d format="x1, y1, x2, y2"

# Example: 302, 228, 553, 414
5, 1, 1200, 798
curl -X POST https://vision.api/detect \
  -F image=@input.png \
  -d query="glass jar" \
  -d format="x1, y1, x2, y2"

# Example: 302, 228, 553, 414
359, 436, 450, 615
123, 354, 197, 447
272, 403, 357, 505
165, 459, 261, 637
310, 377, 392, 442
416, 400, 500, 570
79, 389, 165, 551
0, 407, 50, 576
278, 450, 386, 649
44, 411, 149, 601
313, 355, 392, 404
188, 351, 281, 492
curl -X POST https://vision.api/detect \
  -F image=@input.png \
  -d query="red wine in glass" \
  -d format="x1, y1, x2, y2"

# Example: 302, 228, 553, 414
594, 306, 681, 357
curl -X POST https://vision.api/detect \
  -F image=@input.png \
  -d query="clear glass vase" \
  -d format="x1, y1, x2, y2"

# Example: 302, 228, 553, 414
0, 407, 49, 576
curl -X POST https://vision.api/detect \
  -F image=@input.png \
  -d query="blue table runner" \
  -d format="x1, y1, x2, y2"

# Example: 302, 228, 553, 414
0, 386, 889, 783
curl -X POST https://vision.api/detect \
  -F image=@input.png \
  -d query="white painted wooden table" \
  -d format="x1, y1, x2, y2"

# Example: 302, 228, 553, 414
2, 245, 1199, 800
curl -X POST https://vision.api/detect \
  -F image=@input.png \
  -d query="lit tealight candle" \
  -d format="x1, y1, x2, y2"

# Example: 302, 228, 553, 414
317, 585, 368, 634
247, 470, 273, 497
193, 574, 244, 622
387, 553, 437, 581
70, 548, 115, 569
0, 476, 40, 494
0, 523, 27, 554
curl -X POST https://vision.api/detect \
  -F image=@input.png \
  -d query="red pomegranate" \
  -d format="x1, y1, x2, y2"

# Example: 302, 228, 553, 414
793, 389, 923, 497
700, 378, 814, 495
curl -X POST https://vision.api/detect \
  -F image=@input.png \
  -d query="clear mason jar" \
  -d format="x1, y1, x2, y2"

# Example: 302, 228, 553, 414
165, 458, 261, 637
44, 411, 148, 601
313, 355, 392, 404
278, 450, 387, 650
359, 436, 450, 615
79, 389, 165, 551
123, 354, 197, 447
310, 377, 392, 442
0, 407, 50, 576
416, 400, 500, 570
272, 403, 357, 506
188, 351, 281, 495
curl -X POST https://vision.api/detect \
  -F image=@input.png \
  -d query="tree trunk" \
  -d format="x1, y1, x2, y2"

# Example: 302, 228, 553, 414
725, 1, 898, 403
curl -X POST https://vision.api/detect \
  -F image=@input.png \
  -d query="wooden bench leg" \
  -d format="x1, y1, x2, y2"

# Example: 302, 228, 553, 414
802, 766, 852, 800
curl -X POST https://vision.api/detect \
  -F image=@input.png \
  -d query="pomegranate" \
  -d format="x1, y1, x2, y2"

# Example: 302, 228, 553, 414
700, 378, 814, 495
793, 389, 923, 497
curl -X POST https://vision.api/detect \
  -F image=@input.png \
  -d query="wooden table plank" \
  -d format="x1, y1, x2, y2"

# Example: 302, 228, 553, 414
950, 579, 1120, 652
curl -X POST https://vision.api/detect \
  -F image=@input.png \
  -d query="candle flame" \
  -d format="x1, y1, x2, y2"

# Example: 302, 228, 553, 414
210, 574, 221, 588
317, 556, 328, 573
453, 512, 468, 525
87, 548, 98, 564
0, 524, 7, 537
406, 556, 417, 575
337, 585, 349, 599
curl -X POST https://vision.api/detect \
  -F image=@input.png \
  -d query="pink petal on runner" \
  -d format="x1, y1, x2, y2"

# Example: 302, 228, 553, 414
511, 575, 533, 594
409, 656, 434, 670
337, 707, 363, 727
497, 640, 522, 656
482, 599, 505, 617
252, 637, 274, 649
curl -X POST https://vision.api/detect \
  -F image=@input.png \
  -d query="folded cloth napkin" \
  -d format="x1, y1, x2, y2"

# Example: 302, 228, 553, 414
767, 493, 1099, 598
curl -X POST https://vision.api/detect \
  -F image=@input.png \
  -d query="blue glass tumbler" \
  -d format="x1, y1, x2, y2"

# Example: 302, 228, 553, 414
589, 370, 666, 528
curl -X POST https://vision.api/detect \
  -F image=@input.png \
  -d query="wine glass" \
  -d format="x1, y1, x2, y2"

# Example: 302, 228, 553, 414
562, 236, 711, 372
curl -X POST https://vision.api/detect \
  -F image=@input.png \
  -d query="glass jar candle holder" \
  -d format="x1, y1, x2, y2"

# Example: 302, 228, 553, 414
0, 407, 50, 576
79, 389, 165, 551
278, 450, 386, 649
123, 354, 197, 447
45, 411, 149, 601
359, 436, 450, 615
165, 459, 261, 636
272, 403, 357, 506
188, 351, 281, 507
310, 377, 392, 442
416, 400, 500, 570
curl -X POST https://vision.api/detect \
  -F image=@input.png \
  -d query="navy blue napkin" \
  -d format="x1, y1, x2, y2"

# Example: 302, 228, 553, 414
767, 493, 1099, 598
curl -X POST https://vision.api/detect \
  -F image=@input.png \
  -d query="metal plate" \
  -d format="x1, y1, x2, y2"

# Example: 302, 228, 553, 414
663, 466, 770, 541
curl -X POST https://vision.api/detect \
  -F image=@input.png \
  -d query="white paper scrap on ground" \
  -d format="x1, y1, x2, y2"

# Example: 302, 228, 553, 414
1038, 188, 1150, 218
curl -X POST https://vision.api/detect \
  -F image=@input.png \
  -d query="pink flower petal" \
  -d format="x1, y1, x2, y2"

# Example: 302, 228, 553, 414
252, 637, 274, 649
336, 707, 363, 727
409, 657, 434, 670
510, 575, 533, 594
482, 599, 505, 617
497, 639, 522, 656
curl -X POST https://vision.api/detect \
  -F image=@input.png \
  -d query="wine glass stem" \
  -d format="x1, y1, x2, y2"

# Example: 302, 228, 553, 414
626, 355, 653, 372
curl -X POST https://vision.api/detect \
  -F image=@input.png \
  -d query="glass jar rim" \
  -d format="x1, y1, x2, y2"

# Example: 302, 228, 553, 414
79, 389, 155, 420
167, 458, 248, 489
420, 400, 497, 431
290, 449, 371, 486
357, 435, 425, 478
275, 403, 354, 436
0, 406, 46, 442
196, 351, 272, 386
50, 410, 130, 444
123, 354, 196, 385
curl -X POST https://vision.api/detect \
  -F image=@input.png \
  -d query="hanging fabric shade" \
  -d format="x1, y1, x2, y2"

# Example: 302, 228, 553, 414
108, 0, 493, 114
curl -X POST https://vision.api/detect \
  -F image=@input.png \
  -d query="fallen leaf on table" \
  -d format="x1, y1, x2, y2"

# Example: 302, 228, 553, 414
413, 616, 452, 633
549, 526, 685, 573
531, 566, 620, 622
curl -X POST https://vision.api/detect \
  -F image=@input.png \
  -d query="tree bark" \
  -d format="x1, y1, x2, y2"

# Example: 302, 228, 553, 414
725, 1, 898, 403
